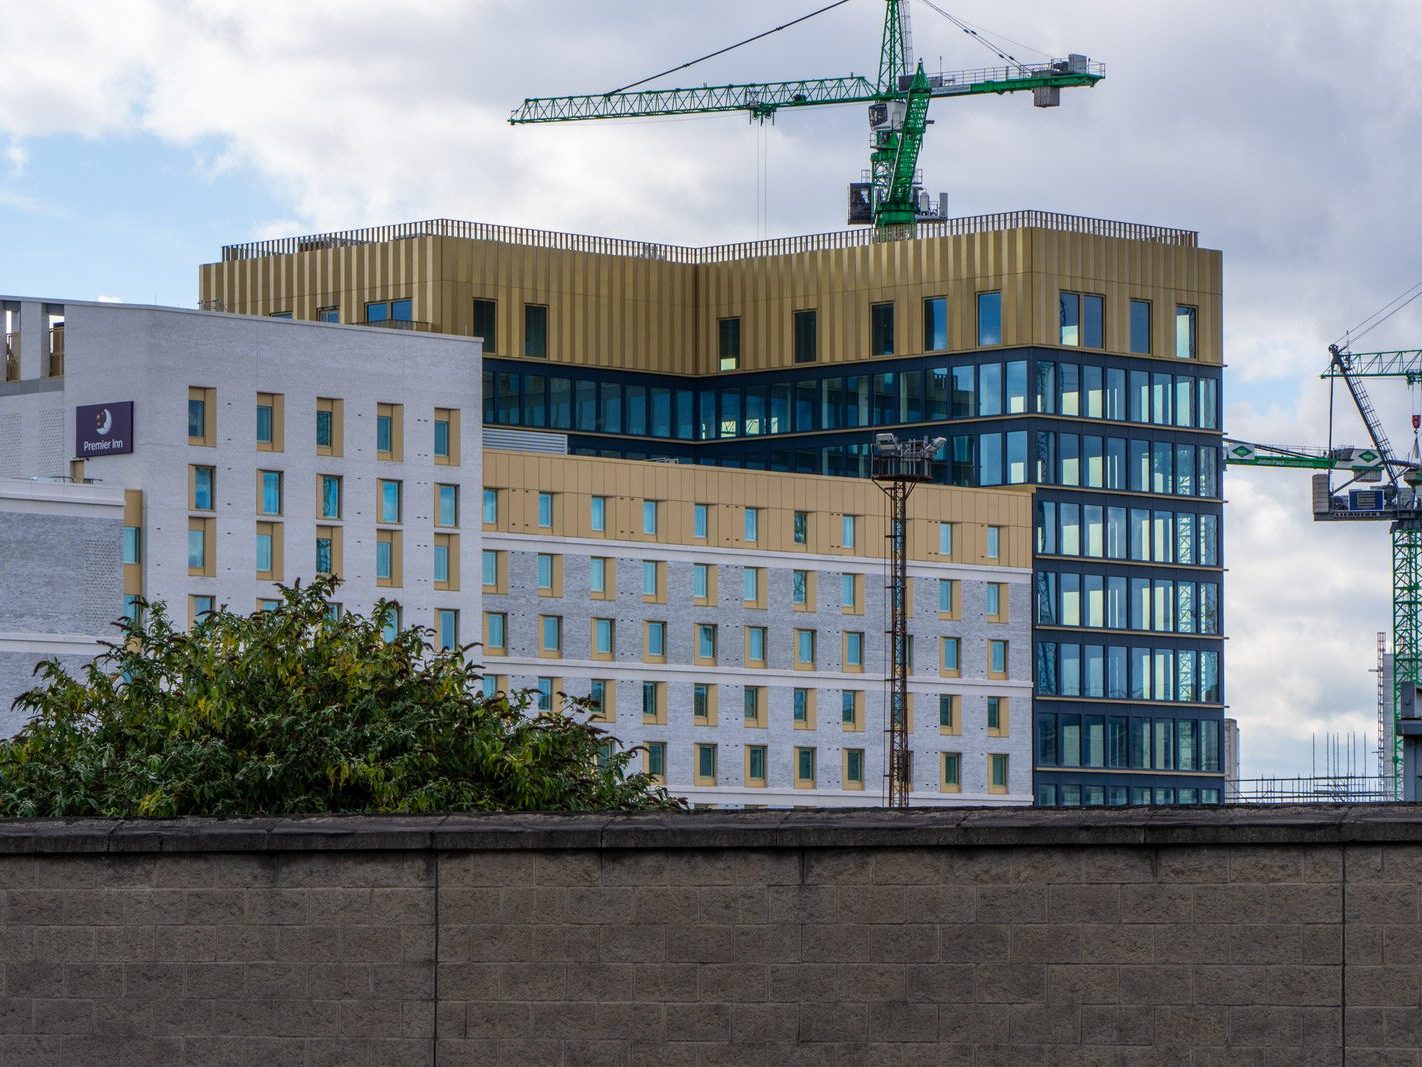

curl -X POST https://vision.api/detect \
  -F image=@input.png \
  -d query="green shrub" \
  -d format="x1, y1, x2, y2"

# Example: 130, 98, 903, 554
0, 576, 679, 817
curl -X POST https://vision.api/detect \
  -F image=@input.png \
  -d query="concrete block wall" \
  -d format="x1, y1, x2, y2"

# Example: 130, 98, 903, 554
0, 806, 1416, 1063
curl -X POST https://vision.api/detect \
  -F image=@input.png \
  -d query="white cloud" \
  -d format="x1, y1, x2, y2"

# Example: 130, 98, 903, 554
2, 0, 1422, 776
95, 294, 123, 303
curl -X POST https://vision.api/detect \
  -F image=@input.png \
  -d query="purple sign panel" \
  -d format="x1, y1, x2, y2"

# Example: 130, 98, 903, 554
75, 401, 134, 457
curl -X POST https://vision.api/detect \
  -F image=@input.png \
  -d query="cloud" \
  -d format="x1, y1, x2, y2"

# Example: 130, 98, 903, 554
95, 294, 123, 303
2, 0, 1422, 778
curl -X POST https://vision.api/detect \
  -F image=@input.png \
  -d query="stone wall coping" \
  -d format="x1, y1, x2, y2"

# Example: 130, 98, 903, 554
0, 804, 1418, 854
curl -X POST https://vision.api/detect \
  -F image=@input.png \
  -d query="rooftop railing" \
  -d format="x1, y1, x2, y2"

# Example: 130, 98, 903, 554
220, 210, 1199, 264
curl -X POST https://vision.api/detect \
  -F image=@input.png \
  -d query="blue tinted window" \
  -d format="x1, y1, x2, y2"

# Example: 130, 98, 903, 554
977, 291, 1002, 346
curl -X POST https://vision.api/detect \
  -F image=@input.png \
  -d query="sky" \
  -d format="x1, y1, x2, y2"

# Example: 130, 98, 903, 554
2, 0, 1421, 779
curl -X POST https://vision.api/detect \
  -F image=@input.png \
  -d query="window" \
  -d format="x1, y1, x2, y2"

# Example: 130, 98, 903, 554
1059, 291, 1104, 348
538, 492, 553, 528
122, 526, 141, 565
923, 296, 948, 352
693, 563, 711, 601
524, 303, 548, 358
842, 690, 863, 731
938, 579, 956, 615
375, 531, 398, 583
795, 747, 816, 787
534, 677, 555, 712
540, 615, 562, 655
191, 465, 215, 511
316, 398, 342, 455
536, 553, 556, 593
693, 503, 709, 539
939, 694, 959, 733
255, 517, 283, 578
977, 291, 1002, 346
942, 752, 961, 792
718, 317, 741, 371
986, 525, 1001, 560
434, 537, 453, 586
845, 749, 865, 789
190, 595, 216, 625
986, 583, 1004, 620
696, 623, 717, 662
365, 298, 412, 324
642, 740, 666, 781
793, 687, 813, 728
743, 568, 762, 605
747, 625, 767, 665
941, 637, 960, 674
693, 683, 715, 724
938, 521, 954, 557
187, 519, 212, 575
791, 570, 810, 608
795, 629, 816, 667
589, 556, 609, 595
315, 526, 339, 576
316, 306, 339, 323
844, 631, 864, 670
436, 484, 459, 528
642, 499, 659, 535
319, 475, 341, 519
695, 743, 718, 784
870, 301, 894, 356
435, 609, 459, 652
989, 753, 1009, 794
642, 561, 663, 600
741, 506, 760, 543
841, 573, 861, 612
842, 514, 857, 548
256, 393, 281, 450
592, 617, 614, 657
187, 387, 213, 445
744, 686, 764, 724
747, 745, 767, 785
793, 309, 817, 363
483, 488, 499, 525
377, 479, 401, 524
590, 496, 607, 532
473, 298, 497, 353
375, 402, 402, 460
642, 682, 665, 723
989, 639, 1009, 676
433, 408, 458, 464
987, 696, 1007, 736
1176, 304, 1198, 359
380, 605, 402, 643
587, 679, 612, 722
1130, 299, 1152, 354
793, 510, 808, 545
646, 621, 667, 659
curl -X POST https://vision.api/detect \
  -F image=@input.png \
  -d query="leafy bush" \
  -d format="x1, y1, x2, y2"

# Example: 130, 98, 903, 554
0, 577, 679, 817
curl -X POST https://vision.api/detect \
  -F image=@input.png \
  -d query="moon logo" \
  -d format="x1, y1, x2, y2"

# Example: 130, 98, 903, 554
95, 408, 113, 436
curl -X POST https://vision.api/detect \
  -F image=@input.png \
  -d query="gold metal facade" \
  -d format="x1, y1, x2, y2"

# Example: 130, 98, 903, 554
199, 225, 1221, 375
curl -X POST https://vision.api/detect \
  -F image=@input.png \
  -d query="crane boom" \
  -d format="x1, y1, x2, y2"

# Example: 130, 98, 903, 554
508, 1, 1103, 233
1321, 348, 1422, 381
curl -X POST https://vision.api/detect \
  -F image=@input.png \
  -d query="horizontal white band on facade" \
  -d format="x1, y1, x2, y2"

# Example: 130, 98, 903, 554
485, 531, 1030, 584
675, 786, 1031, 807
484, 655, 1033, 695
0, 633, 108, 655
0, 482, 125, 518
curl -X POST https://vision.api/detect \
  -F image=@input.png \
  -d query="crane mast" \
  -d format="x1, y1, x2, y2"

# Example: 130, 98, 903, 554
509, 1, 1104, 235
1231, 346, 1422, 797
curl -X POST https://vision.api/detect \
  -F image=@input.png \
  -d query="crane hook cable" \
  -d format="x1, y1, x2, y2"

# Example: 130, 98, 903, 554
914, 0, 1043, 75
1332, 280, 1422, 350
606, 0, 856, 96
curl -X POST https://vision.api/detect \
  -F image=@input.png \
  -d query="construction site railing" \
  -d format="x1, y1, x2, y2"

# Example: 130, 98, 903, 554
220, 211, 1198, 263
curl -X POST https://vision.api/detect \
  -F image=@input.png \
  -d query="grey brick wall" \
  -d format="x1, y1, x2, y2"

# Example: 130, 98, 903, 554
0, 807, 1413, 1063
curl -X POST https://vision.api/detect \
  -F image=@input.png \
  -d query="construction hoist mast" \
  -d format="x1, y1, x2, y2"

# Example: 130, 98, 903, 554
509, 1, 1103, 236
1227, 344, 1422, 797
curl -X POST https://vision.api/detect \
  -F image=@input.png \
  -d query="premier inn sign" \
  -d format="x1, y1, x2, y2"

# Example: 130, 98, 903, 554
75, 401, 134, 457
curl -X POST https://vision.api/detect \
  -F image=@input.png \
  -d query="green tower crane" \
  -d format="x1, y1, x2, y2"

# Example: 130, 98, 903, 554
1226, 344, 1422, 797
508, 1, 1104, 236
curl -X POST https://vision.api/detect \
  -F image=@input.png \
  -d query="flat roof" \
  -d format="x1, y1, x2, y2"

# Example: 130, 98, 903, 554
217, 209, 1200, 265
